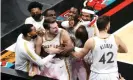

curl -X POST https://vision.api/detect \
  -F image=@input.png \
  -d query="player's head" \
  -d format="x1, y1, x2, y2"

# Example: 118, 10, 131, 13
28, 1, 43, 21
75, 25, 88, 46
43, 17, 59, 35
97, 15, 110, 32
68, 7, 80, 18
68, 16, 75, 28
81, 6, 95, 21
21, 24, 37, 39
45, 9, 56, 19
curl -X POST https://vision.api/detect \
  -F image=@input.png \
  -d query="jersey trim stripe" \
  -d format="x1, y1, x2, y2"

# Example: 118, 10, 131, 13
27, 60, 30, 72
64, 58, 70, 80
24, 41, 36, 60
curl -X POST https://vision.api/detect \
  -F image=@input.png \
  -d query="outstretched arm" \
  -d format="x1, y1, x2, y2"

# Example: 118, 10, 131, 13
72, 38, 94, 59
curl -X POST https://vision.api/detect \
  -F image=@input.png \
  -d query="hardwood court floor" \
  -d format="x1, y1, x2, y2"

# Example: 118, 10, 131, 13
114, 20, 133, 64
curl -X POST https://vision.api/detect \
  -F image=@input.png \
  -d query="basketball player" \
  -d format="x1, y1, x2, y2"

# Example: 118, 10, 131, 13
67, 7, 80, 20
72, 15, 128, 80
72, 7, 99, 80
25, 1, 45, 36
33, 17, 74, 80
44, 9, 64, 28
61, 7, 80, 28
15, 24, 57, 73
61, 16, 90, 80
74, 6, 99, 38
61, 7, 94, 80
44, 9, 56, 19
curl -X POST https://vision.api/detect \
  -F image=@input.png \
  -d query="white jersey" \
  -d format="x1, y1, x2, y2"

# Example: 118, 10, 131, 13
42, 28, 62, 49
25, 16, 45, 30
41, 28, 73, 80
90, 34, 118, 73
15, 34, 55, 72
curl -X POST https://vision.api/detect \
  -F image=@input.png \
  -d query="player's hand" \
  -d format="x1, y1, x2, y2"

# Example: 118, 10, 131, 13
29, 71, 37, 77
37, 28, 45, 37
119, 73, 125, 80
45, 47, 63, 54
69, 20, 74, 27
58, 47, 72, 56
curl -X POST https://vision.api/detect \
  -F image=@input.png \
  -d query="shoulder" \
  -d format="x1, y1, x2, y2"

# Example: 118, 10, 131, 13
86, 37, 94, 44
60, 28, 69, 35
36, 35, 43, 42
15, 36, 25, 51
59, 28, 71, 41
114, 34, 120, 45
25, 17, 34, 24
17, 34, 23, 40
84, 37, 95, 49
25, 17, 33, 20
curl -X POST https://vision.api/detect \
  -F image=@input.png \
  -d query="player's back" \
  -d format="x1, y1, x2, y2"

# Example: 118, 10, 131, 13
90, 34, 118, 73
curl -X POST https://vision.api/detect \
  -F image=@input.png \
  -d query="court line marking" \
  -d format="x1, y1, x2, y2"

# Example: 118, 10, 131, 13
113, 20, 133, 35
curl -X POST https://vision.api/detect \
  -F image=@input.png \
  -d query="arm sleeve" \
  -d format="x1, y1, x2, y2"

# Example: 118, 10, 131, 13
23, 41, 55, 67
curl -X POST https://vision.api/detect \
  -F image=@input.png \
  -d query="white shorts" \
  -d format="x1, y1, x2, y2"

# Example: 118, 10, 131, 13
40, 57, 73, 80
72, 60, 90, 80
73, 47, 90, 80
89, 71, 119, 80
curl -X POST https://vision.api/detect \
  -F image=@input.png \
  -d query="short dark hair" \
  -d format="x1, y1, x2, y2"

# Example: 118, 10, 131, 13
44, 9, 56, 16
28, 1, 43, 12
97, 15, 110, 31
70, 7, 80, 15
75, 25, 88, 46
21, 24, 33, 37
43, 17, 56, 29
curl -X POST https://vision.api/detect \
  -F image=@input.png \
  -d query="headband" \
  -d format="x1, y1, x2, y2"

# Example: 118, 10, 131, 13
82, 9, 95, 14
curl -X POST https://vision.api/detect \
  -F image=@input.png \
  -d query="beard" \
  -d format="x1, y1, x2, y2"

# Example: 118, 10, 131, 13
31, 35, 37, 39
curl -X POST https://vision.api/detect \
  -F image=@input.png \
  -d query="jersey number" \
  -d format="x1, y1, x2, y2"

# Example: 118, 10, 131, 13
99, 52, 114, 64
